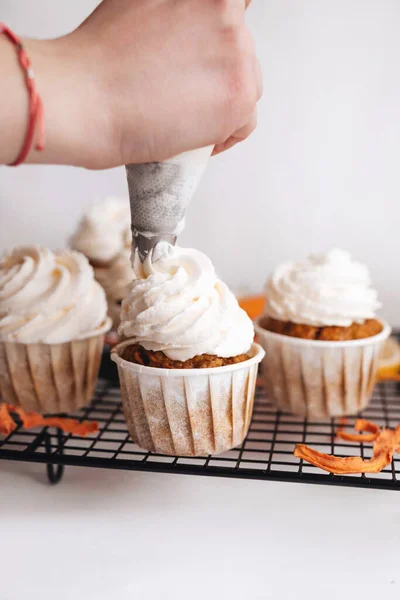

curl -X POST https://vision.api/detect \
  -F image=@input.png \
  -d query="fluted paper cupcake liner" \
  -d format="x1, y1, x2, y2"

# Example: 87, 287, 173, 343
0, 319, 111, 414
112, 342, 265, 456
255, 319, 391, 419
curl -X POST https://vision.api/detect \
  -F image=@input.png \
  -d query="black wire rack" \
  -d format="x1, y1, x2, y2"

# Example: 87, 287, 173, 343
1, 344, 400, 489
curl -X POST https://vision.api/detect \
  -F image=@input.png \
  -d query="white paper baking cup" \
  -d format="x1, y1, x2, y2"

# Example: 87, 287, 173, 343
111, 342, 265, 456
254, 319, 391, 419
0, 319, 111, 414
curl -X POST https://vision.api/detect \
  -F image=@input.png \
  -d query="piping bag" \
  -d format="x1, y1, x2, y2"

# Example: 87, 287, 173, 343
125, 146, 213, 262
125, 1, 253, 261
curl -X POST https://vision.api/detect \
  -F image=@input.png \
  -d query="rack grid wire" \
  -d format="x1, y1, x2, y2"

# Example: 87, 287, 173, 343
1, 338, 400, 489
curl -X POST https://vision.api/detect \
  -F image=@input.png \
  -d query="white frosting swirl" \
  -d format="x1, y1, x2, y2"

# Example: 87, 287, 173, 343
94, 250, 132, 327
70, 197, 132, 264
265, 249, 381, 327
93, 249, 132, 303
0, 247, 108, 344
119, 242, 254, 361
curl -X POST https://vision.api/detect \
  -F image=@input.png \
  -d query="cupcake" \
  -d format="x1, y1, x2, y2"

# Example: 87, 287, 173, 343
112, 242, 264, 456
255, 249, 390, 419
70, 197, 132, 328
0, 246, 111, 413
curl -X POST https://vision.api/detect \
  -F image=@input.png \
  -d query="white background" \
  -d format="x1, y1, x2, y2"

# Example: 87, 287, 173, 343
2, 3, 400, 598
1, 0, 400, 323
1, 462, 400, 600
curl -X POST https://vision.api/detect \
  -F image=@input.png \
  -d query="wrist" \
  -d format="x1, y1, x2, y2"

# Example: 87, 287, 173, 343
22, 35, 106, 168
0, 35, 28, 164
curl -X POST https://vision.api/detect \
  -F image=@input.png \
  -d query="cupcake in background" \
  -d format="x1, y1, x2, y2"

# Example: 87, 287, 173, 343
113, 242, 264, 456
255, 249, 390, 418
0, 246, 111, 414
70, 197, 132, 329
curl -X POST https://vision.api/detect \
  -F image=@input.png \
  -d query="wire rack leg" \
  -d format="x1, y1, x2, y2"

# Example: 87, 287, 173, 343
44, 428, 65, 484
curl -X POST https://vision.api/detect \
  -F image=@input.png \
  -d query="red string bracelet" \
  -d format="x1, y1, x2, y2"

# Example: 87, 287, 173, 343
0, 22, 45, 166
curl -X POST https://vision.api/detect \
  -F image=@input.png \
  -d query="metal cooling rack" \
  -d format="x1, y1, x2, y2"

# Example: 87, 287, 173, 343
1, 346, 400, 489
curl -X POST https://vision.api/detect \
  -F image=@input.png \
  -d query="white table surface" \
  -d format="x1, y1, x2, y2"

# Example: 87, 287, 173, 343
1, 461, 399, 600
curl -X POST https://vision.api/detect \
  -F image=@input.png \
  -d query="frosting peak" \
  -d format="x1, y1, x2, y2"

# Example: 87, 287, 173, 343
265, 249, 381, 327
119, 242, 254, 361
70, 197, 131, 263
0, 247, 108, 343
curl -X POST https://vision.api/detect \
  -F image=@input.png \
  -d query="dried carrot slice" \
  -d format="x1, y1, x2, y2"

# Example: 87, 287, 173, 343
10, 407, 43, 429
5, 404, 98, 437
0, 403, 17, 435
40, 418, 98, 436
378, 373, 400, 382
238, 295, 265, 320
336, 419, 381, 443
294, 428, 396, 474
335, 417, 348, 439
394, 425, 400, 452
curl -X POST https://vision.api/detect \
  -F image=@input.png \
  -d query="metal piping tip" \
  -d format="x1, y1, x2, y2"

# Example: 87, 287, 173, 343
133, 230, 177, 262
126, 146, 213, 263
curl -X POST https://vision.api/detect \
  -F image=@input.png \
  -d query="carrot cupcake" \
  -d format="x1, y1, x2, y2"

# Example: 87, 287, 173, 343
255, 249, 390, 418
70, 197, 132, 328
0, 246, 111, 414
112, 242, 264, 456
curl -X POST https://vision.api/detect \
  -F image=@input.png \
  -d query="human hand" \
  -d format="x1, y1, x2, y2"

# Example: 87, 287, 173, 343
3, 0, 262, 168
74, 0, 262, 167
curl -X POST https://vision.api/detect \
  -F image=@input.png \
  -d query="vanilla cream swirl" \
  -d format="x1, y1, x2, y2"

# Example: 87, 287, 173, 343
119, 242, 254, 361
265, 249, 381, 327
93, 250, 132, 303
0, 247, 108, 343
70, 197, 131, 264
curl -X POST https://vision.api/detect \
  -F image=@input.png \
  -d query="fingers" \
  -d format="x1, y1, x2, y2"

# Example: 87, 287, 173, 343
212, 107, 257, 155
212, 137, 239, 156
209, 0, 248, 27
254, 56, 263, 101
241, 28, 263, 101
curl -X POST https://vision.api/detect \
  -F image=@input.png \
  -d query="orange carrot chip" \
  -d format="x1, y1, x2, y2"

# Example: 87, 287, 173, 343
0, 404, 17, 435
295, 428, 396, 474
3, 404, 98, 437
336, 419, 381, 443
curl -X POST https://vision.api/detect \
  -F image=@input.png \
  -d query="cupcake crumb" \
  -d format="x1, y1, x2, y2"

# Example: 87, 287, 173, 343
122, 344, 249, 369
261, 317, 383, 341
